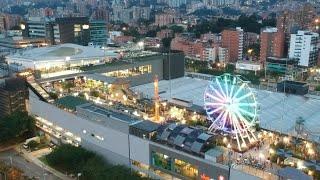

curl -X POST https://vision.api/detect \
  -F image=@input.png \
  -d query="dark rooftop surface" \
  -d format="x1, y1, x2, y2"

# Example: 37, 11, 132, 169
1, 78, 27, 91
278, 167, 312, 180
79, 103, 141, 124
130, 120, 160, 132
156, 123, 214, 155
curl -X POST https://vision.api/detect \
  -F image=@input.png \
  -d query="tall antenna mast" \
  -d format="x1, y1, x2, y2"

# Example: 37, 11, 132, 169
154, 75, 160, 121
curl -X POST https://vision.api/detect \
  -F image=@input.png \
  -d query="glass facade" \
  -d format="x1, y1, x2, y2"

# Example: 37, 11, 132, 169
103, 65, 152, 77
90, 21, 107, 46
174, 159, 198, 179
151, 152, 172, 171
151, 151, 199, 179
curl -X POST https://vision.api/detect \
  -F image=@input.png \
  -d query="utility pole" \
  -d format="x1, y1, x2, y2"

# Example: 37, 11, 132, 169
169, 47, 172, 99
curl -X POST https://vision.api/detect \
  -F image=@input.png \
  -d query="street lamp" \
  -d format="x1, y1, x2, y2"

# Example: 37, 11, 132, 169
77, 173, 82, 180
227, 143, 232, 180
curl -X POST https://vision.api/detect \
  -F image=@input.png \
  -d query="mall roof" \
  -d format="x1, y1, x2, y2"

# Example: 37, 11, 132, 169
277, 167, 312, 180
8, 43, 117, 61
131, 76, 320, 142
156, 123, 213, 154
55, 95, 89, 110
130, 120, 160, 133
78, 103, 141, 124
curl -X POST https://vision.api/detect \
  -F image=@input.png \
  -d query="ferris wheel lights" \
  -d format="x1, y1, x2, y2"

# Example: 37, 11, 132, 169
204, 74, 258, 151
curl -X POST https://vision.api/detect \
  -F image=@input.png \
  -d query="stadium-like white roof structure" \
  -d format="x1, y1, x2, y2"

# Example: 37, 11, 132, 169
6, 43, 118, 70
131, 76, 320, 143
8, 43, 117, 61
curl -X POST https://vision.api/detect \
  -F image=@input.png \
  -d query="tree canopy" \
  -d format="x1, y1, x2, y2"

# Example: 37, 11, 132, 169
0, 111, 35, 143
45, 144, 149, 180
189, 14, 276, 37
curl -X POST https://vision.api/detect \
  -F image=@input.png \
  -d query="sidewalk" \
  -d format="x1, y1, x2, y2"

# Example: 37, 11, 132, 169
14, 146, 73, 180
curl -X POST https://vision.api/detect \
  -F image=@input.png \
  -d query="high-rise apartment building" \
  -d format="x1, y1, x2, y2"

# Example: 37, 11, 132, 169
289, 31, 319, 67
260, 27, 285, 63
167, 0, 187, 8
221, 27, 243, 63
0, 78, 29, 119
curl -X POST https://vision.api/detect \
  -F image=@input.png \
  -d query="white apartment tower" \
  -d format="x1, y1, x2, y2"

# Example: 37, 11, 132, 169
289, 31, 319, 67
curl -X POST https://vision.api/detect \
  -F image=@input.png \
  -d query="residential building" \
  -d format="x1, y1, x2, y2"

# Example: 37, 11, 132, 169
221, 27, 243, 63
0, 78, 29, 118
113, 35, 133, 45
218, 47, 229, 63
156, 29, 173, 39
91, 8, 109, 22
167, 0, 187, 8
243, 32, 258, 48
204, 47, 217, 62
260, 27, 285, 64
112, 6, 151, 24
155, 11, 181, 27
288, 31, 319, 67
171, 37, 205, 60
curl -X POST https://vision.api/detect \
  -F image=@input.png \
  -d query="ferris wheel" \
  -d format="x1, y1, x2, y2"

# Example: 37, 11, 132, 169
204, 74, 258, 151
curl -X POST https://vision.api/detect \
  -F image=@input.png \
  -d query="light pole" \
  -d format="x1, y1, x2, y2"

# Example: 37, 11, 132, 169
227, 143, 232, 180
77, 173, 82, 180
169, 44, 172, 99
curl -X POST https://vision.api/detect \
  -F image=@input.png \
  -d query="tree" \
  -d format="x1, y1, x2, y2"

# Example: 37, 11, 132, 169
62, 82, 75, 92
90, 91, 100, 98
161, 37, 172, 52
0, 111, 35, 143
46, 144, 94, 173
169, 25, 184, 34
27, 140, 39, 150
45, 144, 148, 180
225, 64, 235, 74
48, 92, 58, 100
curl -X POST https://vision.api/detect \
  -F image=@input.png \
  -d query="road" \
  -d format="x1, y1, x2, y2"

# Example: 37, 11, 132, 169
0, 149, 60, 180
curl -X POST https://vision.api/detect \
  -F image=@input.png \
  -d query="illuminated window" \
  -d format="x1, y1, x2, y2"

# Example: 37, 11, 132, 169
174, 159, 198, 178
102, 65, 152, 78
151, 152, 172, 170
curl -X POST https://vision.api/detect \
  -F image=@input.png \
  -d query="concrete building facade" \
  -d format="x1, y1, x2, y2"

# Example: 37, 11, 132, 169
260, 27, 285, 64
221, 27, 243, 63
289, 31, 319, 67
0, 78, 29, 118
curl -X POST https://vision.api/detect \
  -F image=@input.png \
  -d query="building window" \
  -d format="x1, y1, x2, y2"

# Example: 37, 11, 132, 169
102, 65, 152, 78
174, 159, 198, 178
151, 151, 172, 171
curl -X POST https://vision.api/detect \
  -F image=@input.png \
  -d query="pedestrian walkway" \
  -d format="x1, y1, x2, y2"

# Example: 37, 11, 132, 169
14, 146, 72, 180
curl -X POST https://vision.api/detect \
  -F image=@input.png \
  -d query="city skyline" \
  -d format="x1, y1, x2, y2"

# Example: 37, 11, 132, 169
0, 0, 320, 180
